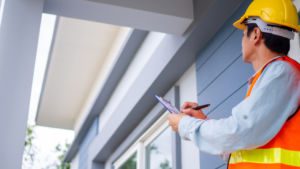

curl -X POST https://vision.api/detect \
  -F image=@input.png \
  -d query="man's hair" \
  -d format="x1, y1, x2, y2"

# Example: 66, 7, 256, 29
246, 24, 291, 55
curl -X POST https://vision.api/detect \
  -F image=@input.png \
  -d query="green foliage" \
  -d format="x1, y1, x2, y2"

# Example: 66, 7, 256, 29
55, 142, 71, 169
149, 144, 158, 153
23, 126, 71, 169
25, 126, 34, 147
159, 160, 171, 169
120, 153, 137, 169
23, 125, 36, 165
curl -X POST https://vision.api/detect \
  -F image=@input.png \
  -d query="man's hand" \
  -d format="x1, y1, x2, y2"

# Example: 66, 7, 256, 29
181, 102, 207, 120
168, 102, 208, 132
168, 113, 186, 132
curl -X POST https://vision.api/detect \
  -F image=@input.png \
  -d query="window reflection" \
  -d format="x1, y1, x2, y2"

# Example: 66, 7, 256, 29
146, 127, 172, 169
119, 153, 137, 169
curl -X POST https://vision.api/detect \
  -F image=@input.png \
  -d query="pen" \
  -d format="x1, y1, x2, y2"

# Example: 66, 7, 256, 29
192, 104, 210, 110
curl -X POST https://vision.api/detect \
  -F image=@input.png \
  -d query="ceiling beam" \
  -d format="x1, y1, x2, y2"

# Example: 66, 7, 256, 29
43, 0, 193, 35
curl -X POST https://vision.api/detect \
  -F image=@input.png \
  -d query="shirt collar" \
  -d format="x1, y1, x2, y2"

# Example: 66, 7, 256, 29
248, 56, 283, 84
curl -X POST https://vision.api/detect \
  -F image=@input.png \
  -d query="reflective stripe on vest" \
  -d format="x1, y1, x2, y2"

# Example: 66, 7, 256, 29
229, 56, 300, 169
230, 148, 300, 167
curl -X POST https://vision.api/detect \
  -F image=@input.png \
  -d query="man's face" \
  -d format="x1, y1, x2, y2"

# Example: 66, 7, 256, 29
241, 27, 254, 63
242, 28, 250, 63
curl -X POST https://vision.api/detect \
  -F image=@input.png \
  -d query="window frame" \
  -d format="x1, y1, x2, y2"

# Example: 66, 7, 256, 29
113, 142, 139, 169
114, 112, 171, 169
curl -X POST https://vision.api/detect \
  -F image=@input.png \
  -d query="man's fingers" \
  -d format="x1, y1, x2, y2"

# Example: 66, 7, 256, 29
181, 108, 198, 115
167, 113, 186, 132
167, 114, 174, 121
181, 109, 191, 115
181, 102, 198, 109
181, 102, 188, 109
181, 109, 208, 120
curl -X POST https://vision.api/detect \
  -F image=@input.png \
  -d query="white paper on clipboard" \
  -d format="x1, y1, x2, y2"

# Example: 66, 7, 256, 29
155, 95, 180, 114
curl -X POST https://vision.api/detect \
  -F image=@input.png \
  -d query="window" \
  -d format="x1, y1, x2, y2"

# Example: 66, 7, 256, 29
119, 152, 137, 169
145, 127, 173, 169
114, 144, 138, 169
114, 113, 176, 169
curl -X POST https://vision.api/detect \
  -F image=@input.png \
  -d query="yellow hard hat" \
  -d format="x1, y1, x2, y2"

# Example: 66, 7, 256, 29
234, 0, 300, 32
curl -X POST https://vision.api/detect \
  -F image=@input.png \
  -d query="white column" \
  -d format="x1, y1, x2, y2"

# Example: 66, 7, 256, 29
0, 0, 44, 168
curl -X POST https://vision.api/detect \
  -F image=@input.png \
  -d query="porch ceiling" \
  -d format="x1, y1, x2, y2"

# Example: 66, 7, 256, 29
36, 16, 129, 129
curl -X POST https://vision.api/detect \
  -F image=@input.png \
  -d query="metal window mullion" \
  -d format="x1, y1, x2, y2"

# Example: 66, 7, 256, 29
172, 86, 182, 169
137, 142, 144, 169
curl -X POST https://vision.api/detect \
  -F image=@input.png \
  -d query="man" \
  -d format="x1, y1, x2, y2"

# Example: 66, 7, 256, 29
168, 0, 300, 168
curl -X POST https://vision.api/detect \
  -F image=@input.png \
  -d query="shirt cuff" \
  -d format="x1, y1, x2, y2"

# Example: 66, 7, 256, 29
178, 116, 205, 140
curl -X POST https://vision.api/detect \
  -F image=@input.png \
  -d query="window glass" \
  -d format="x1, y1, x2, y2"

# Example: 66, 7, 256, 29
146, 127, 173, 169
119, 152, 137, 169
114, 114, 173, 169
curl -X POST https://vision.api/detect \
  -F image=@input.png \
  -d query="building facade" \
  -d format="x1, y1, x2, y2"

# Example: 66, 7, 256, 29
65, 1, 300, 169
0, 0, 299, 169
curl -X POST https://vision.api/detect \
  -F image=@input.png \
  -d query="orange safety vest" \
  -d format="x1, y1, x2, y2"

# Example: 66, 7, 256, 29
228, 56, 300, 169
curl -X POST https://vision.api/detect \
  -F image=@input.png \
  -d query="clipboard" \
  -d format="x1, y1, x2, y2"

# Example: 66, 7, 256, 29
155, 95, 180, 114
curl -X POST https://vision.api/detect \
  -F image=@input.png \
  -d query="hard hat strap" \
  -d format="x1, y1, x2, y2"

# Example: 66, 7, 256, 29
246, 17, 295, 40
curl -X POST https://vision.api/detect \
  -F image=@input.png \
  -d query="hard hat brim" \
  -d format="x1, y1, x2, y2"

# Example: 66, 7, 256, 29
234, 15, 300, 32
233, 16, 247, 30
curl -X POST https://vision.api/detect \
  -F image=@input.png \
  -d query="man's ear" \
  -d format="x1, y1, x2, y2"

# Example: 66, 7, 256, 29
253, 27, 263, 45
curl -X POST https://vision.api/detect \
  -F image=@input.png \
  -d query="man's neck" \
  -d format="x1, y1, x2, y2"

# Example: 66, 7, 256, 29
251, 51, 283, 72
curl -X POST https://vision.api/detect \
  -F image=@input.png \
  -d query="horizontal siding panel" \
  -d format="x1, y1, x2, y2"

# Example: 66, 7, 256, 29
200, 151, 225, 169
207, 84, 248, 118
196, 30, 243, 95
195, 0, 251, 72
197, 56, 253, 113
199, 84, 248, 169
217, 164, 228, 169
195, 1, 253, 168
196, 27, 235, 70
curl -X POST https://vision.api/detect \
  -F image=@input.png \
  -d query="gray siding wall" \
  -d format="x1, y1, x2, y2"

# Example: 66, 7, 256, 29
195, 1, 253, 169
79, 117, 99, 169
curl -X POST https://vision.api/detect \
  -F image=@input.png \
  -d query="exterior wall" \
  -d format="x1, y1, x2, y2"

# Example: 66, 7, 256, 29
289, 1, 300, 62
101, 87, 179, 169
175, 64, 201, 169
97, 63, 198, 169
195, 1, 253, 168
78, 117, 99, 169
65, 0, 247, 164
71, 153, 79, 169
98, 32, 166, 132
66, 1, 299, 169
289, 33, 300, 62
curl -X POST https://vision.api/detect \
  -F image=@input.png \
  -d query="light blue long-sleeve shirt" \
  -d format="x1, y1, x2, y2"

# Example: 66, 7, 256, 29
178, 57, 300, 155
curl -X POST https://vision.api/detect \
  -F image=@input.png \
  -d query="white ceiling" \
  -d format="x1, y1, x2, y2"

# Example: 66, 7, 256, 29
36, 16, 129, 129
